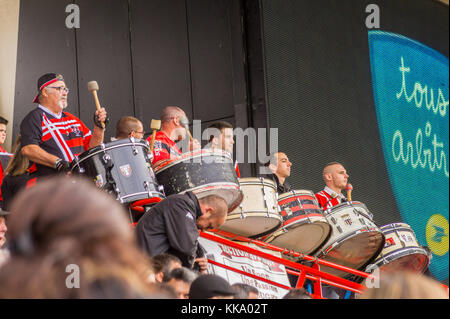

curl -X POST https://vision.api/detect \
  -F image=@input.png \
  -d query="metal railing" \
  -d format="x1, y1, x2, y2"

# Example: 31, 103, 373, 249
201, 229, 373, 299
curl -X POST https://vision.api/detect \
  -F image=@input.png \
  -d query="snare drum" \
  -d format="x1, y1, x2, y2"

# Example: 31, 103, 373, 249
366, 223, 431, 274
218, 177, 282, 238
314, 201, 385, 278
153, 149, 243, 212
70, 138, 165, 204
262, 190, 331, 256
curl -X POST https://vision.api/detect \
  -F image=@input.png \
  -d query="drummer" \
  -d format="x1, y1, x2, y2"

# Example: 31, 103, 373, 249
115, 116, 145, 140
19, 73, 108, 185
146, 106, 200, 165
267, 152, 293, 194
204, 121, 240, 177
315, 162, 349, 211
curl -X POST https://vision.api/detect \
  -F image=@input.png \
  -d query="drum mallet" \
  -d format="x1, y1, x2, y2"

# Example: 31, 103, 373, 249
346, 183, 353, 202
149, 119, 161, 152
180, 116, 193, 141
87, 81, 105, 129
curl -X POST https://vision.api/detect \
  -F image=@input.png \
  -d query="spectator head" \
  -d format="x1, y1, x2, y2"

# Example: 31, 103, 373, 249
152, 253, 182, 283
189, 274, 236, 299
282, 288, 312, 299
0, 116, 8, 145
165, 267, 198, 299
358, 271, 449, 299
231, 283, 259, 299
0, 176, 157, 298
0, 209, 9, 248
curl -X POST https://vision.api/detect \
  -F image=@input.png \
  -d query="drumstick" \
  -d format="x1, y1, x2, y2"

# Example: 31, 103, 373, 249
346, 183, 353, 202
87, 81, 105, 129
180, 116, 193, 141
149, 119, 161, 152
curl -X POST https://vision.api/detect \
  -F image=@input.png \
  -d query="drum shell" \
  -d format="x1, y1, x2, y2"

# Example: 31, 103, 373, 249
366, 223, 431, 274
219, 177, 282, 238
262, 190, 331, 256
154, 150, 243, 212
70, 139, 164, 204
315, 201, 385, 278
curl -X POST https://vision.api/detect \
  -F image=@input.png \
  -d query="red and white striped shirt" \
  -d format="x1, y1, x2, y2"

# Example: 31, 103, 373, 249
315, 186, 347, 211
20, 105, 92, 177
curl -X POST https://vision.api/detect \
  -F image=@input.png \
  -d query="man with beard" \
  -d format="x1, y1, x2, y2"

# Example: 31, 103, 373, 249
19, 73, 107, 184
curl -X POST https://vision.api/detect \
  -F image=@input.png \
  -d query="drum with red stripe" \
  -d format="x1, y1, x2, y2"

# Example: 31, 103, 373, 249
153, 149, 243, 212
262, 190, 331, 256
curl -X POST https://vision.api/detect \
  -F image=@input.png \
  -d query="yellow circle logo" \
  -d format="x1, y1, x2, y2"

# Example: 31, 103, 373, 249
426, 214, 449, 256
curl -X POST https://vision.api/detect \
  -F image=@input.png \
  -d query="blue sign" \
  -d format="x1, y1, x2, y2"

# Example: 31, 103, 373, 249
368, 31, 449, 281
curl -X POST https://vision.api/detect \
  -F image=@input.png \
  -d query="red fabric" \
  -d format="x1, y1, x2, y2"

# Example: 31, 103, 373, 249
315, 189, 341, 211
234, 161, 240, 178
146, 131, 181, 165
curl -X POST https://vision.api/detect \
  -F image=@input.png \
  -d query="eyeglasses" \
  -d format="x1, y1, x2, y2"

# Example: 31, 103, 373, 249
47, 86, 70, 93
130, 130, 146, 135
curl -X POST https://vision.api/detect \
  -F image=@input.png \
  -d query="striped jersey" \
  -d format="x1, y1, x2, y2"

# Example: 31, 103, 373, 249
315, 186, 347, 211
20, 105, 92, 177
146, 131, 182, 165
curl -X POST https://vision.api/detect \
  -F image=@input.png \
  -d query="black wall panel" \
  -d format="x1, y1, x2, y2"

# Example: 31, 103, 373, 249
13, 0, 78, 135
75, 0, 134, 140
186, 0, 235, 121
129, 0, 193, 127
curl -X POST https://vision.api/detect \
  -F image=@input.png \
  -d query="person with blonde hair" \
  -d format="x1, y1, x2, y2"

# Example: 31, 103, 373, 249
0, 176, 162, 298
358, 271, 448, 299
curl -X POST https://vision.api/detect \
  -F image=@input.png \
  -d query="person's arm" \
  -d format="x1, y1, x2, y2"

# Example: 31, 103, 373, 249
21, 144, 59, 168
88, 108, 107, 149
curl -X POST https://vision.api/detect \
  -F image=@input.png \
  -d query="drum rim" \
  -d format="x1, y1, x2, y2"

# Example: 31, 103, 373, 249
323, 201, 368, 214
153, 149, 233, 173
278, 189, 316, 200
380, 222, 414, 232
118, 191, 166, 203
366, 246, 431, 272
71, 141, 149, 169
237, 177, 276, 186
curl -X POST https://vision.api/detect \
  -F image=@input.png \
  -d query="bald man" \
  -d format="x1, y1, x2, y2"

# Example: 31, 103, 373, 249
315, 162, 350, 211
146, 106, 200, 165
267, 152, 292, 194
115, 116, 145, 140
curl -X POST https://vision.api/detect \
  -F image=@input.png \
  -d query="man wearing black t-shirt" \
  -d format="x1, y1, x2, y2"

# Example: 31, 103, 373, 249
20, 73, 107, 183
267, 152, 293, 194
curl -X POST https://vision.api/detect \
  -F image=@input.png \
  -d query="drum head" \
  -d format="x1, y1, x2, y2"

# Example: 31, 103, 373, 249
219, 214, 281, 238
378, 252, 430, 273
319, 230, 384, 278
269, 222, 331, 255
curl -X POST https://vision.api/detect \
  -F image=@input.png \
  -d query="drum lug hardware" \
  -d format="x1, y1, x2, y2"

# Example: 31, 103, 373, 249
79, 167, 85, 173
330, 217, 337, 225
103, 154, 111, 164
337, 225, 343, 233
359, 218, 366, 226
158, 185, 165, 197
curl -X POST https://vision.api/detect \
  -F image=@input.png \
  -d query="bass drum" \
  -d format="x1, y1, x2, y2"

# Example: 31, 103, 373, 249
70, 138, 165, 205
314, 201, 385, 278
366, 223, 432, 274
262, 190, 331, 256
218, 177, 282, 238
153, 149, 243, 212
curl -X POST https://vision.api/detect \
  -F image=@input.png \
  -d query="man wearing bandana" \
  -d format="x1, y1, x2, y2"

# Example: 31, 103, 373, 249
19, 73, 108, 184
